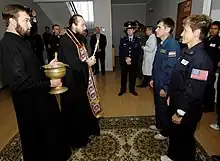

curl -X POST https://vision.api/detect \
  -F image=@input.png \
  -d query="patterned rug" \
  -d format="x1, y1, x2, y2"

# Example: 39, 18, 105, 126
0, 116, 211, 161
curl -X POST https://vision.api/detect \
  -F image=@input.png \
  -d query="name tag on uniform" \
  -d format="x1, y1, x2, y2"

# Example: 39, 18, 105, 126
160, 49, 166, 54
168, 51, 176, 57
181, 59, 189, 66
210, 43, 216, 47
190, 68, 208, 81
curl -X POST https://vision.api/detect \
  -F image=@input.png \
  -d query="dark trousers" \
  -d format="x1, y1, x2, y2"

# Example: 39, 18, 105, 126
138, 51, 144, 79
167, 105, 203, 161
120, 65, 137, 93
47, 51, 54, 63
203, 74, 216, 112
140, 75, 151, 86
216, 74, 220, 126
94, 55, 105, 75
154, 88, 169, 137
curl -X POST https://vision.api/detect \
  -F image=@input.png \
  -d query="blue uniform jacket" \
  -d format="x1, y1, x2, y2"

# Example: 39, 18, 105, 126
152, 35, 181, 92
168, 43, 214, 113
119, 35, 141, 66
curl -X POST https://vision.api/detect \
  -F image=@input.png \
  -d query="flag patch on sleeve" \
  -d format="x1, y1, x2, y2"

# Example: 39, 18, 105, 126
168, 51, 176, 57
190, 68, 208, 81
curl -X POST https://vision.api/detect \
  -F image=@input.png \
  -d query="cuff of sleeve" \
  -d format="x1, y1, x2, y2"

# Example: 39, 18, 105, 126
177, 109, 186, 116
32, 17, 37, 23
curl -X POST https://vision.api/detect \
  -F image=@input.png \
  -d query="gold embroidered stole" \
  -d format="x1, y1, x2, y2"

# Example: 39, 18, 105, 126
66, 29, 103, 118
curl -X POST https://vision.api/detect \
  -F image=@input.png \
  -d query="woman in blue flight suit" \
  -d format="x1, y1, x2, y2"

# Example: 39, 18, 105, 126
162, 15, 213, 161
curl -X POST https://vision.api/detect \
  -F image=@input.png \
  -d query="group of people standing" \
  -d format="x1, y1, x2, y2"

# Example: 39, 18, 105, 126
0, 3, 220, 161
118, 15, 219, 161
0, 4, 103, 161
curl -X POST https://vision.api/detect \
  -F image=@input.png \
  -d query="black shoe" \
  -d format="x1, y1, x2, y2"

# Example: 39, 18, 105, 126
130, 91, 138, 96
118, 92, 124, 96
211, 155, 220, 161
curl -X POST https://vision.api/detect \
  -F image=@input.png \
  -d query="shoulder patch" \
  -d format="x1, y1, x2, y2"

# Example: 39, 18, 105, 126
168, 51, 176, 57
160, 49, 166, 54
190, 69, 208, 81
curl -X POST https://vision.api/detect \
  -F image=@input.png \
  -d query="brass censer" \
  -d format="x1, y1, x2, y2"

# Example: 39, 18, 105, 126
42, 52, 69, 94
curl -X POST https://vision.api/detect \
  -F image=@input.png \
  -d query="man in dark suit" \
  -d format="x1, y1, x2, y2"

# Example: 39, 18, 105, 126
42, 26, 52, 52
90, 26, 107, 75
48, 24, 61, 63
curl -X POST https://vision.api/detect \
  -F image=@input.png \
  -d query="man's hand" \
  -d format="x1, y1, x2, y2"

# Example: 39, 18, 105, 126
172, 114, 182, 124
50, 79, 62, 87
159, 89, 167, 97
125, 57, 131, 65
87, 55, 96, 67
149, 80, 154, 88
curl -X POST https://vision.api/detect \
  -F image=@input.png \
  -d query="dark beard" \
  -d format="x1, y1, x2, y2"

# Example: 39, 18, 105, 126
16, 23, 30, 37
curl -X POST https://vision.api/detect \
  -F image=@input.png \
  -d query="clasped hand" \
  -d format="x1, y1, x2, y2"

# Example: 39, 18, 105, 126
125, 57, 131, 65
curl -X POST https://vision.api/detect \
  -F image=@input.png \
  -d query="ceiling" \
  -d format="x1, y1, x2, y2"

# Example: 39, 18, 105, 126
111, 0, 152, 4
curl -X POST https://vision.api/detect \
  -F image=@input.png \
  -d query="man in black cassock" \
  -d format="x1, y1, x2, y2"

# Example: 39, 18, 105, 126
59, 14, 101, 149
0, 4, 71, 161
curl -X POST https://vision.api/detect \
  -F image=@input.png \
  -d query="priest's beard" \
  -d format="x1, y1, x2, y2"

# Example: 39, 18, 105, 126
16, 23, 30, 37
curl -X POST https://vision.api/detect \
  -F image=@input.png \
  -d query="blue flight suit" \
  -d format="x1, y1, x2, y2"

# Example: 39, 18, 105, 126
152, 35, 181, 136
119, 35, 141, 93
167, 43, 214, 161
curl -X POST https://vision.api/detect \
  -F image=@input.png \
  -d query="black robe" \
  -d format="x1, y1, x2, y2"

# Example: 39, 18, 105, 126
59, 31, 100, 149
0, 32, 71, 161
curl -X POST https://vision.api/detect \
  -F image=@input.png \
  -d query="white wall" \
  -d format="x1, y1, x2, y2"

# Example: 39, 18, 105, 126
210, 0, 220, 21
0, 0, 52, 89
37, 2, 71, 28
93, 0, 113, 71
112, 3, 147, 56
146, 0, 185, 27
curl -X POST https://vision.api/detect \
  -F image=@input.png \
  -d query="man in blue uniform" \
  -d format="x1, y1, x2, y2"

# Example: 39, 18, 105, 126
118, 21, 141, 96
161, 15, 213, 161
149, 18, 181, 140
203, 21, 220, 113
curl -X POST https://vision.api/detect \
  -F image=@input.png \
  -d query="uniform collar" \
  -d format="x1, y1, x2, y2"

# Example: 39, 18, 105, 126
184, 42, 204, 55
126, 35, 134, 39
160, 35, 172, 47
208, 35, 220, 41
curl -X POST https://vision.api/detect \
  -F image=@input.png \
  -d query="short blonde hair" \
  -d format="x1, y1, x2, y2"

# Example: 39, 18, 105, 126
183, 14, 212, 40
